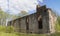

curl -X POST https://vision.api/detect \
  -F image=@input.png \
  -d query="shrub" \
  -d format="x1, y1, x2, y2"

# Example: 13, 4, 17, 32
0, 26, 6, 32
6, 26, 15, 33
0, 25, 15, 33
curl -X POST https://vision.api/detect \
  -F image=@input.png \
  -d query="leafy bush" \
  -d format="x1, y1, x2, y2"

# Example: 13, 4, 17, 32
6, 26, 15, 33
0, 26, 15, 33
0, 26, 6, 32
55, 16, 60, 31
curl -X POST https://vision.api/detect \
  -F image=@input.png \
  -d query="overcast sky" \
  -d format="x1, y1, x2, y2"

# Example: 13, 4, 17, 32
0, 0, 43, 14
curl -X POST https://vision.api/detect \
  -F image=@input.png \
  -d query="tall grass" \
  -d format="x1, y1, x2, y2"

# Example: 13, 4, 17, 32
0, 26, 15, 33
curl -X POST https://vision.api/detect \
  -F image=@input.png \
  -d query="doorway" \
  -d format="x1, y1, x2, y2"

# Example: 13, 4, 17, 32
26, 16, 29, 33
38, 18, 43, 29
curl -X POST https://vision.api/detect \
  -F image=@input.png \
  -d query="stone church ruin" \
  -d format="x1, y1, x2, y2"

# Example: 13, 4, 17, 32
7, 5, 57, 34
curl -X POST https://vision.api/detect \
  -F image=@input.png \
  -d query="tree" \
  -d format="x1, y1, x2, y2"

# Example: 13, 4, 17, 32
0, 8, 19, 26
0, 9, 10, 26
18, 11, 29, 17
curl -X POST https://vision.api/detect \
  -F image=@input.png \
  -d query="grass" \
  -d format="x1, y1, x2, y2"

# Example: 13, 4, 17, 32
50, 32, 60, 36
17, 33, 47, 36
0, 32, 19, 36
0, 23, 60, 36
0, 32, 47, 36
0, 32, 60, 36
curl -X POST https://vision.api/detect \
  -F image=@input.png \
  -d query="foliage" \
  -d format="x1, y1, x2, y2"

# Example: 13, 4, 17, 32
50, 32, 60, 36
18, 11, 29, 17
57, 16, 60, 25
0, 26, 6, 32
0, 9, 19, 26
55, 16, 60, 31
0, 10, 9, 19
0, 26, 14, 33
0, 32, 18, 36
21, 11, 28, 15
6, 26, 15, 33
0, 32, 60, 36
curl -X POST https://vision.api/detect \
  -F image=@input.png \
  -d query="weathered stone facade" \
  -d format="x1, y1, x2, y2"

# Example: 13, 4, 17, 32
7, 5, 57, 34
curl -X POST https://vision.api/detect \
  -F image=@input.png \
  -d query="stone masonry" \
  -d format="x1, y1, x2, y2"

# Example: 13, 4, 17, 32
7, 5, 57, 34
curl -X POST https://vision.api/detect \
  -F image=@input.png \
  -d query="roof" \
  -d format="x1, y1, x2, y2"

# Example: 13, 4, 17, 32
8, 12, 37, 22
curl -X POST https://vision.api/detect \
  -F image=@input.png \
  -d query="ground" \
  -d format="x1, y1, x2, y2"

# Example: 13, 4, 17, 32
0, 32, 60, 36
0, 32, 46, 36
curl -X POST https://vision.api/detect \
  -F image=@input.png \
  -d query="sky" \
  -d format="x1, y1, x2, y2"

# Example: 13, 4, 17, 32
43, 0, 60, 15
0, 0, 43, 14
0, 0, 60, 15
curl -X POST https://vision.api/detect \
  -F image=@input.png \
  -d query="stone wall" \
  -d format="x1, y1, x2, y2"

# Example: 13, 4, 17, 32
28, 13, 38, 33
47, 9, 57, 33
7, 5, 57, 34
